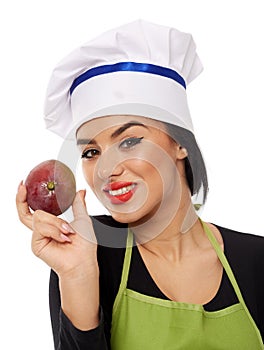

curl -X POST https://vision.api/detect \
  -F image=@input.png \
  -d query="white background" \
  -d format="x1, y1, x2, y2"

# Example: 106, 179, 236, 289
1, 0, 263, 348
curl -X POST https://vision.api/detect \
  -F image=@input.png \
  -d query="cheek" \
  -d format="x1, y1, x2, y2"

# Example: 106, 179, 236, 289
125, 159, 164, 195
128, 147, 178, 187
82, 161, 96, 188
125, 157, 157, 176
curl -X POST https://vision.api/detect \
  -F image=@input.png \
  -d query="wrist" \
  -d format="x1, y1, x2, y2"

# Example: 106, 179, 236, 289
59, 262, 99, 283
59, 264, 100, 331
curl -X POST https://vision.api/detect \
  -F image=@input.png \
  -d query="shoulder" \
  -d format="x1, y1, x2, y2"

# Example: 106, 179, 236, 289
90, 216, 127, 308
214, 225, 264, 335
215, 224, 264, 267
90, 215, 128, 248
90, 215, 127, 272
216, 224, 264, 248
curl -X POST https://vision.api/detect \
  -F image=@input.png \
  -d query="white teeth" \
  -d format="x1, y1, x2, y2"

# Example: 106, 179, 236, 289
108, 184, 135, 196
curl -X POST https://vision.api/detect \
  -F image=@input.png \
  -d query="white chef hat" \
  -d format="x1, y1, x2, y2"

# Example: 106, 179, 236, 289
44, 19, 203, 139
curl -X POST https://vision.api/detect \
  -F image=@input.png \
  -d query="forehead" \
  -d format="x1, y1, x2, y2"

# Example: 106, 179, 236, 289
76, 115, 167, 139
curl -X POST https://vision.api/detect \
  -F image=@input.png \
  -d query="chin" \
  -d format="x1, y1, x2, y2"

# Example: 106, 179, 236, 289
110, 210, 140, 224
109, 203, 160, 226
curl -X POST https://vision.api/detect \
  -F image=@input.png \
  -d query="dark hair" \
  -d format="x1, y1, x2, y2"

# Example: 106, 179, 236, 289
164, 122, 209, 205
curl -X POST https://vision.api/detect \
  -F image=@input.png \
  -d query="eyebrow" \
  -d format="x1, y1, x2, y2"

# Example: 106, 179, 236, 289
76, 121, 148, 145
110, 121, 148, 138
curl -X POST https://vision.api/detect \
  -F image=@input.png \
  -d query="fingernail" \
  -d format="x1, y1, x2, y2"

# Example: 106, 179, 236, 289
62, 223, 75, 233
60, 233, 72, 242
78, 189, 86, 198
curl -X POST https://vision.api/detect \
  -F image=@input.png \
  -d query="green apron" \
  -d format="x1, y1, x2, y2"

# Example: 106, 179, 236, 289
111, 221, 263, 349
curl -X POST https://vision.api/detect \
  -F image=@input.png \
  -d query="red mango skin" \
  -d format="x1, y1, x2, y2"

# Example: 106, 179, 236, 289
25, 159, 76, 216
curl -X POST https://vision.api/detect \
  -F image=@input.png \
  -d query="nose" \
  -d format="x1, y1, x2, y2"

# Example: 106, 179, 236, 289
96, 148, 124, 180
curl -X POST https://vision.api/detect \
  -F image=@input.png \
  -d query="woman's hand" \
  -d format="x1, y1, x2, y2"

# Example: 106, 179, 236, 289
16, 182, 100, 330
16, 182, 98, 278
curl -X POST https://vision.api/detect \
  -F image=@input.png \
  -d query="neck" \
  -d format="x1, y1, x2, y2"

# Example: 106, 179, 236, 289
138, 215, 205, 262
130, 186, 202, 256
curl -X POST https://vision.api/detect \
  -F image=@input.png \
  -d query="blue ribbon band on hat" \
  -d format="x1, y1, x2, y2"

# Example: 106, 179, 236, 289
70, 61, 186, 95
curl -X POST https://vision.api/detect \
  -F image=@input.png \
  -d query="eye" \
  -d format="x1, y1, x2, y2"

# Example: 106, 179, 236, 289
119, 137, 144, 150
81, 148, 100, 159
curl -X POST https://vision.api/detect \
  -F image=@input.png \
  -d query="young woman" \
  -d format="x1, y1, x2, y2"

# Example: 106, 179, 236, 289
16, 20, 264, 349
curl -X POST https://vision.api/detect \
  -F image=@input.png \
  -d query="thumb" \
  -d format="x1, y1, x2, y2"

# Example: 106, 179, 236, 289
72, 189, 88, 219
70, 190, 97, 243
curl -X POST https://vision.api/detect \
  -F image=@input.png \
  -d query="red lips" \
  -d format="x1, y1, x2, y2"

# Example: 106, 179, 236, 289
103, 181, 133, 191
103, 181, 137, 204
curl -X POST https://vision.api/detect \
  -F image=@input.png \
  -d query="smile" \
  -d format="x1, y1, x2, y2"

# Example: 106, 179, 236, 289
103, 182, 137, 204
108, 184, 136, 196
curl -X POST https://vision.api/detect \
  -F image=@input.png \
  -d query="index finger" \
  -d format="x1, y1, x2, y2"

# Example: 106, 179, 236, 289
16, 181, 33, 230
